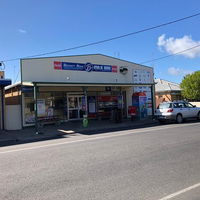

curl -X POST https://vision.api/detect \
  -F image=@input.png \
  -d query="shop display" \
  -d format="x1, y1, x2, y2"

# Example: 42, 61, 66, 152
97, 96, 118, 119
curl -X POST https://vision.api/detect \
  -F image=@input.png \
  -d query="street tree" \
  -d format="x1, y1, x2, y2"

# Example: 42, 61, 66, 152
180, 71, 200, 101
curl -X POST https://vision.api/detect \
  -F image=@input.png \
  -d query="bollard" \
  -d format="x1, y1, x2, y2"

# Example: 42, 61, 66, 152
83, 115, 88, 128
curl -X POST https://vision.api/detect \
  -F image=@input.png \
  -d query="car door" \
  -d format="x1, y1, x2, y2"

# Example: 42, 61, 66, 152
184, 102, 197, 118
177, 102, 188, 118
172, 103, 179, 116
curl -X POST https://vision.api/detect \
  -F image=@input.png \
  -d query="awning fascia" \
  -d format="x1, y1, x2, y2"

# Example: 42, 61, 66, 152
30, 81, 156, 87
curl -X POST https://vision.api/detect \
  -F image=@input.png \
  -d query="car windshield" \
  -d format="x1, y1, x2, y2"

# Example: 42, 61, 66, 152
158, 103, 172, 109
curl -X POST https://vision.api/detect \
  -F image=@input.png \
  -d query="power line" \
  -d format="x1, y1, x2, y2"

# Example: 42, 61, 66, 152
14, 70, 20, 83
11, 43, 200, 83
140, 44, 200, 64
2, 12, 200, 63
7, 37, 200, 83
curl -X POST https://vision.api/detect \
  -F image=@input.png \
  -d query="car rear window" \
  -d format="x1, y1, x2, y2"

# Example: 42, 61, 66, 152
173, 103, 185, 108
158, 103, 172, 109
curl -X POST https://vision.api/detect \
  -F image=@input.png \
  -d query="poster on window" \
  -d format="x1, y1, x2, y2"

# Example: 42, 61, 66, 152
37, 99, 46, 116
47, 108, 53, 117
88, 96, 96, 113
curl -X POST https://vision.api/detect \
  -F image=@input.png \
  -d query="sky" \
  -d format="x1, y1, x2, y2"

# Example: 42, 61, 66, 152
1, 0, 200, 84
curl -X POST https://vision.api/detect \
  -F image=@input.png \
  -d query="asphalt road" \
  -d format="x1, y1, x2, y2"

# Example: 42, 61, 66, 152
1, 122, 200, 200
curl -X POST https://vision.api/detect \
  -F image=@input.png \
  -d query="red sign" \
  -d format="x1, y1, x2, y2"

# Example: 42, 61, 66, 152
54, 61, 62, 70
112, 66, 118, 73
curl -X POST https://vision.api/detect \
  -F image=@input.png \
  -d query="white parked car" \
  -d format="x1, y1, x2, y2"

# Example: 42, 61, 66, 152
156, 101, 200, 123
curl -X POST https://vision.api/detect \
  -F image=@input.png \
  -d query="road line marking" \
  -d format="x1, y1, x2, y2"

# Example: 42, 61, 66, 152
158, 182, 200, 200
0, 122, 199, 154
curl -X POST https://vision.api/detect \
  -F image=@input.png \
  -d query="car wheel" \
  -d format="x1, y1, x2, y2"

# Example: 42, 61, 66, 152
176, 114, 183, 124
197, 112, 200, 121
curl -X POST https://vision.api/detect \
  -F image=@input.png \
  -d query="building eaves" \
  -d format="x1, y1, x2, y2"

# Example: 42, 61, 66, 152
20, 53, 153, 70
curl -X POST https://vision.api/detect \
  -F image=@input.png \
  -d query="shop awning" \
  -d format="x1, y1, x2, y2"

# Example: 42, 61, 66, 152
28, 81, 155, 87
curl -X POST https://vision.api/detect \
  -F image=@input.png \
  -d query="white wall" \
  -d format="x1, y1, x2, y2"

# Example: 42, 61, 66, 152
5, 105, 22, 130
21, 54, 154, 84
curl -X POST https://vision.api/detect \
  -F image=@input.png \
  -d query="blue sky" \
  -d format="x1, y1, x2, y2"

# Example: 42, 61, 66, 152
1, 0, 200, 84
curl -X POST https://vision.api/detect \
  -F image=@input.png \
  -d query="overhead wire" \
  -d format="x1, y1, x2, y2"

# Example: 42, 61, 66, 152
1, 12, 200, 63
11, 43, 200, 84
140, 44, 200, 64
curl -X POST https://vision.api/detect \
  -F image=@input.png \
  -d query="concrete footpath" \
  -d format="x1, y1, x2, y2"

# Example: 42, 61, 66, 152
0, 118, 158, 146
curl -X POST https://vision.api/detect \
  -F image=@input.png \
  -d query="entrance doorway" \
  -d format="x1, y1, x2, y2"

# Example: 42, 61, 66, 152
67, 95, 85, 120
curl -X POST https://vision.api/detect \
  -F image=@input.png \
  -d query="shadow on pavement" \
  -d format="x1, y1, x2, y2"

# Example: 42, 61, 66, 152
0, 119, 199, 148
0, 134, 67, 147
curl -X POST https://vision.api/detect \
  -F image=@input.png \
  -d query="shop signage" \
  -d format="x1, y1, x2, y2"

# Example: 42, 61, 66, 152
54, 61, 118, 73
132, 70, 151, 83
22, 86, 34, 92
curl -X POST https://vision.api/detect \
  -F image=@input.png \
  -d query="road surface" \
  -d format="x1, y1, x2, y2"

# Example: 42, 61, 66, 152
1, 122, 200, 200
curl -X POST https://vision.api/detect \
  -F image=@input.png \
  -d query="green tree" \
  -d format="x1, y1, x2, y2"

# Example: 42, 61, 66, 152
180, 71, 200, 101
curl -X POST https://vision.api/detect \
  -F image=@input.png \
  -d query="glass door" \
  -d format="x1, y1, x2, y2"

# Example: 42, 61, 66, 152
68, 95, 84, 120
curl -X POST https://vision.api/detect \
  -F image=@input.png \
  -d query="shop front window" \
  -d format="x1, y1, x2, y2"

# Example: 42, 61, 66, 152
97, 95, 118, 119
69, 97, 78, 109
24, 94, 35, 124
24, 91, 67, 125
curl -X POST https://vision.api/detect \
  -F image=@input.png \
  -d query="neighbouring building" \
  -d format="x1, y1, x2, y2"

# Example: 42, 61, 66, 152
5, 54, 155, 130
155, 78, 182, 107
0, 70, 11, 130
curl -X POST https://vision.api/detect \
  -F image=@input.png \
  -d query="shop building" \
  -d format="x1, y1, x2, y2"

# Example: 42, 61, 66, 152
5, 54, 155, 130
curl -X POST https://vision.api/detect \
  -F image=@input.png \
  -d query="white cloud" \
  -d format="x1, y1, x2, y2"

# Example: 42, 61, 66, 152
168, 67, 193, 76
157, 34, 200, 58
18, 29, 27, 34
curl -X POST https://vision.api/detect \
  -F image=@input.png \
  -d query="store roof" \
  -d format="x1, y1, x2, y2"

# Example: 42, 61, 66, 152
5, 82, 21, 90
155, 79, 181, 92
21, 53, 153, 70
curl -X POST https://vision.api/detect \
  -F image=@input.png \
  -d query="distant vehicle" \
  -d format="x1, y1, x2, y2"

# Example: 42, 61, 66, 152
155, 101, 200, 123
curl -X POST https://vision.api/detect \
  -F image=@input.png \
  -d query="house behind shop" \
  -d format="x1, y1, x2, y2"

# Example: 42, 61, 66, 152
155, 78, 181, 107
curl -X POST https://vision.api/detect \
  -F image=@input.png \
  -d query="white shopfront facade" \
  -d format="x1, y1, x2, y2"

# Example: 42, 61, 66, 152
7, 54, 155, 130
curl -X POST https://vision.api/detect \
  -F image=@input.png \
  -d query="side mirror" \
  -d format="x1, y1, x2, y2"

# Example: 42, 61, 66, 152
193, 105, 196, 107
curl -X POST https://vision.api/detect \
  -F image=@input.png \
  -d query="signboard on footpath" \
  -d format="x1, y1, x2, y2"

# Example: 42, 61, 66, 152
37, 99, 46, 116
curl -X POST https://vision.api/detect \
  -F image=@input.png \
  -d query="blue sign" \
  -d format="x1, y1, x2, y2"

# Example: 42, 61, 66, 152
22, 86, 34, 92
54, 61, 118, 73
85, 63, 93, 72
0, 79, 11, 86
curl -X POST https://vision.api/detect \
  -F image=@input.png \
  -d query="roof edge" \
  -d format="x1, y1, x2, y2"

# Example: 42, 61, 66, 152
21, 53, 153, 69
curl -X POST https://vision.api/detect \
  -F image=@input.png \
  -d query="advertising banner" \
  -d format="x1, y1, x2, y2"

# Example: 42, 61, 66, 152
54, 61, 118, 73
